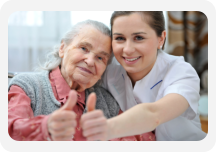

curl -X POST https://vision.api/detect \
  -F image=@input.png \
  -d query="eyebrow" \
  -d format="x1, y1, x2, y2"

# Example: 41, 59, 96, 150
113, 33, 123, 36
132, 32, 147, 35
78, 41, 110, 58
98, 51, 110, 58
113, 32, 147, 36
79, 42, 93, 49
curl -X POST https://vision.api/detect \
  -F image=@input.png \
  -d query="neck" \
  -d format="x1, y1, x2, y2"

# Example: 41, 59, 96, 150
128, 57, 157, 88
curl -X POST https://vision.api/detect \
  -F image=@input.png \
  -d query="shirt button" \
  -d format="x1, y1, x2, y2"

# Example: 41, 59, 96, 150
77, 93, 81, 98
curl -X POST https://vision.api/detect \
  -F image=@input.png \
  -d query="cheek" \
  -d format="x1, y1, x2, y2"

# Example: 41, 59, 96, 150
112, 45, 122, 59
147, 39, 159, 50
142, 48, 157, 64
112, 42, 121, 53
95, 64, 107, 78
63, 52, 84, 71
70, 51, 85, 63
140, 41, 157, 54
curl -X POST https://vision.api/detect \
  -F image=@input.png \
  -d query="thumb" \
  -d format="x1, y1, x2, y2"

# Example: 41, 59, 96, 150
61, 90, 77, 111
87, 92, 97, 112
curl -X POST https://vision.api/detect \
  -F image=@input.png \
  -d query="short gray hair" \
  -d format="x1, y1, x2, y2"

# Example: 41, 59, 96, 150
38, 20, 113, 71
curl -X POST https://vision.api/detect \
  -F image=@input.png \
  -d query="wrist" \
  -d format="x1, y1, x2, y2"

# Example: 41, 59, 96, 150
107, 118, 117, 140
42, 115, 53, 141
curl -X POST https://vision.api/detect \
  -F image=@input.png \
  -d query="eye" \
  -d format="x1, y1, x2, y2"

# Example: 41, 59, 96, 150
135, 36, 144, 40
81, 47, 88, 52
97, 56, 103, 60
115, 37, 125, 41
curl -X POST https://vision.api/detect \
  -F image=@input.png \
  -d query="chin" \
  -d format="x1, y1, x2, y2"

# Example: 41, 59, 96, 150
74, 73, 98, 88
75, 77, 90, 85
123, 66, 138, 74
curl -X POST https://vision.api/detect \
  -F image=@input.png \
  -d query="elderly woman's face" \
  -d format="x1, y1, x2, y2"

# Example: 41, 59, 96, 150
59, 26, 112, 91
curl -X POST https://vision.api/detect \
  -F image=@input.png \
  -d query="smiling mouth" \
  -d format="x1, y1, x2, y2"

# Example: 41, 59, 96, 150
123, 56, 141, 62
78, 67, 93, 74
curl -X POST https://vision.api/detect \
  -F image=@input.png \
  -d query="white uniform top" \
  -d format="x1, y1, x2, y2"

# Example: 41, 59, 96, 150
102, 50, 206, 141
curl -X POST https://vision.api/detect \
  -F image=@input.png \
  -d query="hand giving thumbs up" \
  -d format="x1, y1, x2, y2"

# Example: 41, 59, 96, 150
80, 92, 108, 141
47, 90, 77, 141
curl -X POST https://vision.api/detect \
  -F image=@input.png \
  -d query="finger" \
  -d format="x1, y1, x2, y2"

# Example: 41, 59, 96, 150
51, 111, 76, 121
86, 133, 107, 141
50, 127, 76, 137
80, 110, 104, 125
49, 120, 77, 131
80, 110, 104, 126
52, 134, 74, 141
61, 90, 77, 111
83, 125, 107, 137
87, 92, 96, 112
82, 115, 107, 130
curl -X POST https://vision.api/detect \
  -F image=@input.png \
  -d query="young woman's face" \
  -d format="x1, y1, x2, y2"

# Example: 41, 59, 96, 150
112, 13, 164, 83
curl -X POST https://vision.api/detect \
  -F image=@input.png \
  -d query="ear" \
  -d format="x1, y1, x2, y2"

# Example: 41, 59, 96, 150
158, 30, 166, 49
59, 42, 65, 58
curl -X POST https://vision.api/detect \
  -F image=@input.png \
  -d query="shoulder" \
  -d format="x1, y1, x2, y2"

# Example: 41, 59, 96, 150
158, 53, 200, 114
8, 71, 49, 91
158, 50, 197, 76
156, 50, 200, 97
9, 71, 48, 83
157, 50, 184, 66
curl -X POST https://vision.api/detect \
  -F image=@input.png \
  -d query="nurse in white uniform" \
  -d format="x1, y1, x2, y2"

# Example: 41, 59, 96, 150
81, 11, 206, 141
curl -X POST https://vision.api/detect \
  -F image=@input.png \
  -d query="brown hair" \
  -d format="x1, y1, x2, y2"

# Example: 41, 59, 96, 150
110, 11, 166, 49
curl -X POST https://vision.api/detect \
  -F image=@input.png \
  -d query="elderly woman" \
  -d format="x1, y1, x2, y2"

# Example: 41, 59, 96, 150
8, 20, 120, 141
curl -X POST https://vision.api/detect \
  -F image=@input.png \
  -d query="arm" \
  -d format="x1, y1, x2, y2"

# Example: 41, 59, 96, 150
81, 93, 189, 140
8, 85, 77, 141
106, 93, 189, 140
109, 110, 156, 141
8, 85, 51, 141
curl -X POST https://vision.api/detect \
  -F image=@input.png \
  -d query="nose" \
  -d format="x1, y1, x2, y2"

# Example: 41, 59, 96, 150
123, 40, 135, 55
84, 53, 95, 67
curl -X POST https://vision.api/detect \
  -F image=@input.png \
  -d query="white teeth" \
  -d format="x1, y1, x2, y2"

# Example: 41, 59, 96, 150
125, 57, 140, 61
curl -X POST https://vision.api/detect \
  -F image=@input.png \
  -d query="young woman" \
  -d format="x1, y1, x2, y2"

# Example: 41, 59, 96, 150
80, 11, 206, 141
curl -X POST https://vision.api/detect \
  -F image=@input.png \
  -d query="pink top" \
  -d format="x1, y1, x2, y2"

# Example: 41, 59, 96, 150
8, 66, 155, 141
8, 67, 86, 141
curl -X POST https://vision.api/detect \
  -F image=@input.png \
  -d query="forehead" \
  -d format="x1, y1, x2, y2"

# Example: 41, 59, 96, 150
72, 26, 111, 52
76, 26, 107, 42
112, 13, 152, 33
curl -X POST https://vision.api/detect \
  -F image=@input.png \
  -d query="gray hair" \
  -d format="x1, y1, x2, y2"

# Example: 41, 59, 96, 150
37, 20, 113, 71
